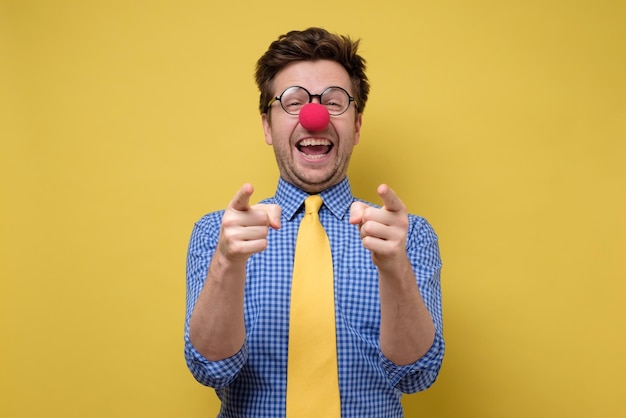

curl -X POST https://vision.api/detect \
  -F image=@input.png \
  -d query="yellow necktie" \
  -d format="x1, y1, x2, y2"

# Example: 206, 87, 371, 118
286, 195, 341, 417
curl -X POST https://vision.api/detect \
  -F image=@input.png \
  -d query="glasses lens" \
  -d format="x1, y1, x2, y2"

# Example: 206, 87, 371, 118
279, 87, 309, 115
321, 88, 350, 115
277, 86, 352, 115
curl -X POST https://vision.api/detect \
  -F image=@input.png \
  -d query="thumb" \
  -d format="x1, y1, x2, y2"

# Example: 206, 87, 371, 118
253, 203, 282, 229
349, 201, 369, 225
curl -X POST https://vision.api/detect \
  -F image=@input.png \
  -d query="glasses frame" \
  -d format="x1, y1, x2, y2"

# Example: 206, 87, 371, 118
267, 85, 357, 116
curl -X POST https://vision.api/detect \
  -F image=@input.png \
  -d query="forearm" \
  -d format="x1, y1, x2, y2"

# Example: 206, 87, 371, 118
378, 257, 435, 365
189, 251, 247, 361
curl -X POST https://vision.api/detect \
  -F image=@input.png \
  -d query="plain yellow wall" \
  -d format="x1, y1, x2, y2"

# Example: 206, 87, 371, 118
1, 1, 625, 417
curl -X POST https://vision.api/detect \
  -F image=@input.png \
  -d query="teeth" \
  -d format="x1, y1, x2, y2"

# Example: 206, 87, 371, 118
299, 138, 331, 146
303, 153, 326, 160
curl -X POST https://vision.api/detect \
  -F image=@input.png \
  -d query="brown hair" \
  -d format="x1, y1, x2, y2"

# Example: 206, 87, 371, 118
255, 27, 370, 115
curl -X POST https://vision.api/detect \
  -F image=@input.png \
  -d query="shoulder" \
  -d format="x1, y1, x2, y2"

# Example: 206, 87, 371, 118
407, 214, 439, 243
192, 210, 225, 237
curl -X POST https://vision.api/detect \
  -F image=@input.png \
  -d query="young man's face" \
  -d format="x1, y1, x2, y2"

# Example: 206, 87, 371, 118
262, 60, 362, 194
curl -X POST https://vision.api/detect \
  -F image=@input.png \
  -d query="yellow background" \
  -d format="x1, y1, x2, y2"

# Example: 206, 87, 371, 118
1, 1, 624, 417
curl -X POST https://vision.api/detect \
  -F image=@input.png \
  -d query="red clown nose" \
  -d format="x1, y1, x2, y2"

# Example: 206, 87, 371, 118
299, 103, 330, 132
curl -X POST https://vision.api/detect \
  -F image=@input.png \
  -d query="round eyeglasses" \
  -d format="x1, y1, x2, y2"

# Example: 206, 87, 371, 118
267, 86, 356, 116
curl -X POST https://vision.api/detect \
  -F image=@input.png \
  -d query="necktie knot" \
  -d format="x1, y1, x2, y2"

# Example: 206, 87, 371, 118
304, 195, 323, 215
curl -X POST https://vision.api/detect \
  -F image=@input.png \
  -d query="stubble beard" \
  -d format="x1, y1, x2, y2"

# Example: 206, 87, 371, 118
275, 148, 353, 194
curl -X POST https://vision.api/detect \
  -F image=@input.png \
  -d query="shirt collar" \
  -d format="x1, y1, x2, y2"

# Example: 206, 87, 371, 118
274, 177, 354, 221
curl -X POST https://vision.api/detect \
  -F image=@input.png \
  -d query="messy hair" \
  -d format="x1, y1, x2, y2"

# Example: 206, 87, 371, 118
255, 27, 370, 115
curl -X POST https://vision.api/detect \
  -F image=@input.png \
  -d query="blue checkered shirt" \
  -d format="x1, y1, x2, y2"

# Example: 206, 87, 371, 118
185, 178, 444, 417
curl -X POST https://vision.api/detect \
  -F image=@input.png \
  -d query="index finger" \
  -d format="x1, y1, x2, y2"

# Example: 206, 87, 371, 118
377, 184, 404, 213
229, 183, 254, 211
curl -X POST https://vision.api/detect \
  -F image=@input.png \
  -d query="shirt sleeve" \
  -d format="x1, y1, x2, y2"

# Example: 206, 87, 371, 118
185, 339, 248, 388
183, 211, 247, 388
380, 215, 445, 393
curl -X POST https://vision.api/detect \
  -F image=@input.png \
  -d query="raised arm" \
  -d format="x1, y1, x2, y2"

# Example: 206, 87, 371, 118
350, 184, 436, 365
189, 183, 281, 361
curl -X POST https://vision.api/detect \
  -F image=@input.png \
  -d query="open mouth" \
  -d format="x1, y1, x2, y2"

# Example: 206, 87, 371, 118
296, 138, 333, 159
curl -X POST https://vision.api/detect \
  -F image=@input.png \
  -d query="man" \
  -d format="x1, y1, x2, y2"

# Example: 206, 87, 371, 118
185, 27, 444, 417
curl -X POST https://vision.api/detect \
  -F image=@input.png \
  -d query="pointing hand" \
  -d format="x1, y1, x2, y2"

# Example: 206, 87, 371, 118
218, 183, 281, 261
349, 184, 409, 270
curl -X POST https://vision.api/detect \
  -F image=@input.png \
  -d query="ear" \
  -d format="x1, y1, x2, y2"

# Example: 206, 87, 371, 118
262, 114, 273, 145
353, 113, 363, 145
